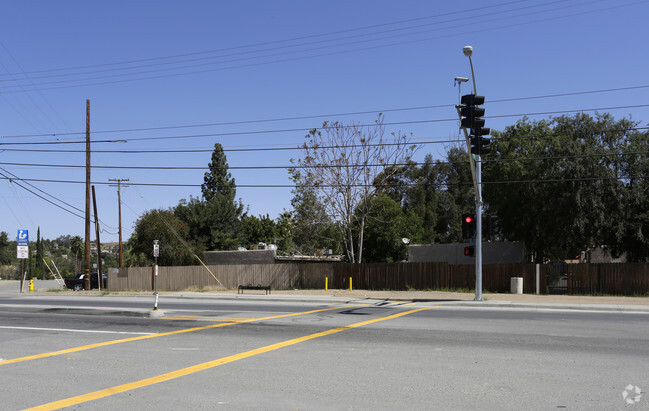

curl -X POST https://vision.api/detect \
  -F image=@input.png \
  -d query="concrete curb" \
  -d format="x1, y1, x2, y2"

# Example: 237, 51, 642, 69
2, 289, 649, 315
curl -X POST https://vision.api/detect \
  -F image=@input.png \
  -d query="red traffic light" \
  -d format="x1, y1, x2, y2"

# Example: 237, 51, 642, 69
464, 246, 475, 257
464, 215, 474, 224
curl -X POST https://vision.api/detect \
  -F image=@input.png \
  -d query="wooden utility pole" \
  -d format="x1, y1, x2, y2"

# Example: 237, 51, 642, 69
109, 178, 129, 267
92, 185, 102, 290
84, 100, 91, 290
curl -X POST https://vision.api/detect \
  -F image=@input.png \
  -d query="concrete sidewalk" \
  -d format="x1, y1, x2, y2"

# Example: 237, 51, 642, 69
2, 280, 648, 314
167, 289, 649, 313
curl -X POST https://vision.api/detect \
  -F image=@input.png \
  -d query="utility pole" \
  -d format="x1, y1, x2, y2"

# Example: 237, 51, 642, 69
84, 99, 91, 291
109, 178, 129, 267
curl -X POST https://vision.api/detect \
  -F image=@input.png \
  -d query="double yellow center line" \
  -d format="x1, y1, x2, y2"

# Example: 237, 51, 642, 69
0, 304, 366, 366
26, 305, 437, 410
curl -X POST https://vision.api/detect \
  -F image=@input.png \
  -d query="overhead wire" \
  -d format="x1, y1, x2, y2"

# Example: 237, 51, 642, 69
0, 0, 534, 78
1, 1, 644, 93
2, 174, 645, 188
131, 185, 224, 287
0, 1, 562, 83
2, 84, 649, 139
0, 167, 119, 230
1, 104, 648, 146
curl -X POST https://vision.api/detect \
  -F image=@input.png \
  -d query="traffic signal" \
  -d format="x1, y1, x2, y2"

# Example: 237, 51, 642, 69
486, 215, 499, 240
460, 94, 490, 156
462, 213, 475, 239
464, 246, 475, 257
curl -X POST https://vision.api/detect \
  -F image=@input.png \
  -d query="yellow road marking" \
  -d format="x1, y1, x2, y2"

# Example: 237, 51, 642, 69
0, 304, 367, 366
26, 306, 439, 411
161, 316, 252, 322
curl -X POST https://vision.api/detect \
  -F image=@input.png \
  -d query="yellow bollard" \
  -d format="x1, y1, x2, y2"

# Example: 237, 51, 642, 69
349, 277, 352, 291
325, 277, 328, 291
29, 279, 34, 292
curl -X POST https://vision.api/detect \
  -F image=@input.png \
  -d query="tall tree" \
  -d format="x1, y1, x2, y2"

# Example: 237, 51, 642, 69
201, 143, 236, 201
70, 235, 83, 273
291, 115, 416, 262
485, 113, 647, 261
175, 143, 244, 251
0, 232, 12, 265
35, 227, 45, 279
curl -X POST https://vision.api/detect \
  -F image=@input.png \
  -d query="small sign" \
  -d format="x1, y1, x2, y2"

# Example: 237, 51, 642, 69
17, 230, 28, 246
17, 245, 28, 259
154, 264, 159, 277
153, 243, 159, 257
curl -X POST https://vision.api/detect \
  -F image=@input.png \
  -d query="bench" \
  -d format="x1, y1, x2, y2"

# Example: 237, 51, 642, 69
237, 284, 271, 295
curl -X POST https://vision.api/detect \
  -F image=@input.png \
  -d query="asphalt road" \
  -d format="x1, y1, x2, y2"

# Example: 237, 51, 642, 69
1, 296, 648, 410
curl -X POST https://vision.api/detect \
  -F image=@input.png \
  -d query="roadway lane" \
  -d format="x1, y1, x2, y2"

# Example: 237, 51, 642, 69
1, 300, 648, 410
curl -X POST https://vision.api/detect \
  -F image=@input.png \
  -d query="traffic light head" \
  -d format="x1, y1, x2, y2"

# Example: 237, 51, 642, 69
460, 94, 485, 106
470, 136, 491, 155
464, 246, 475, 257
460, 94, 490, 156
462, 213, 476, 239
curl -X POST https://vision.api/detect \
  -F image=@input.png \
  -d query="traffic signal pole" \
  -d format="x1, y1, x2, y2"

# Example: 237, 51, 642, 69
475, 154, 483, 301
459, 46, 486, 301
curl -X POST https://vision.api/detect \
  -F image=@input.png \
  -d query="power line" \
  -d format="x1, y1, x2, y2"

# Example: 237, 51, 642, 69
2, 148, 648, 171
2, 174, 645, 188
0, 167, 119, 230
1, 1, 643, 93
0, 0, 532, 78
2, 84, 649, 139
1, 104, 648, 145
0, 170, 85, 219
0, 1, 554, 84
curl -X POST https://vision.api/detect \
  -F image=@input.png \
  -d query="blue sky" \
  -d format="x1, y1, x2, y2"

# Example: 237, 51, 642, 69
1, 0, 648, 244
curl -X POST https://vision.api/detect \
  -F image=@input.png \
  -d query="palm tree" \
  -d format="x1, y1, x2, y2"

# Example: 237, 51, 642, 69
70, 236, 83, 273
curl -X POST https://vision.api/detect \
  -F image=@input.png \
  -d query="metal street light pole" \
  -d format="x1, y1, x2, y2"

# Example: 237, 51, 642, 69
463, 45, 483, 302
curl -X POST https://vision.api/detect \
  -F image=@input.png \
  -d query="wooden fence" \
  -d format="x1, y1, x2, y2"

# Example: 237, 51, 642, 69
107, 262, 545, 294
567, 263, 649, 296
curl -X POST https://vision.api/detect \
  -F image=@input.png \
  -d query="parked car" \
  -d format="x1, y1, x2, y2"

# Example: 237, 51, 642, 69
64, 272, 107, 291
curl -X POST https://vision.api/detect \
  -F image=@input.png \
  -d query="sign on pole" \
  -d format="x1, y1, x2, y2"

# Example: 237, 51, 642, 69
17, 230, 28, 259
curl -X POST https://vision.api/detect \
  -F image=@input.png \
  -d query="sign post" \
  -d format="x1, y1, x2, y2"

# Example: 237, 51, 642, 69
17, 230, 28, 293
153, 240, 159, 311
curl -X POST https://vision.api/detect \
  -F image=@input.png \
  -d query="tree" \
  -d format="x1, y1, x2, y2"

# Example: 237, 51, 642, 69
361, 194, 423, 262
34, 227, 44, 279
288, 171, 339, 255
485, 113, 648, 261
70, 235, 83, 273
291, 115, 416, 262
240, 214, 277, 247
128, 209, 196, 266
275, 210, 296, 253
175, 143, 244, 251
0, 231, 12, 265
202, 143, 236, 201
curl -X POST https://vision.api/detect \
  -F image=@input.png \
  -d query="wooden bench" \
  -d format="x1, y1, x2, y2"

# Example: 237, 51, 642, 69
237, 284, 271, 295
